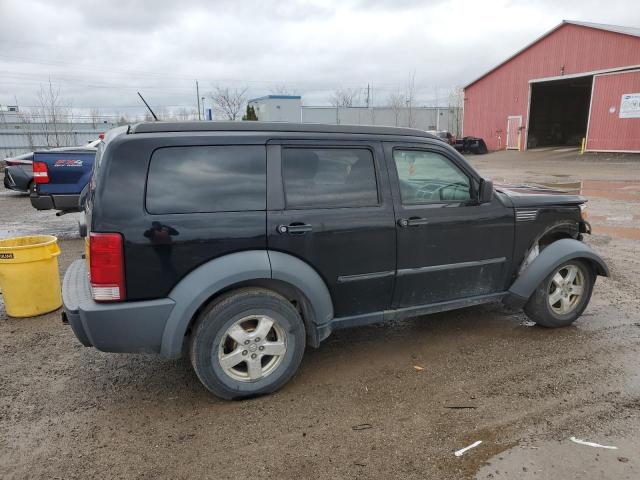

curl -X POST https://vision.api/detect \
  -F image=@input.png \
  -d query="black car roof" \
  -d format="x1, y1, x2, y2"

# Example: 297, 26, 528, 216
129, 121, 436, 139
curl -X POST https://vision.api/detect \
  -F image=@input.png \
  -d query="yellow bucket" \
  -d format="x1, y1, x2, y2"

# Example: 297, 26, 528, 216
0, 235, 62, 317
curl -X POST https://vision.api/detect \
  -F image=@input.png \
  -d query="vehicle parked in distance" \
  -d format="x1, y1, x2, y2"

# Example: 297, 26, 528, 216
427, 130, 456, 146
3, 152, 34, 193
454, 136, 489, 154
29, 142, 99, 212
4, 141, 101, 196
62, 122, 608, 399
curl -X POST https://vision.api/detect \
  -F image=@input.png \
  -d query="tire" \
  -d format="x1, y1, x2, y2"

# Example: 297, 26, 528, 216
189, 287, 305, 399
524, 259, 594, 328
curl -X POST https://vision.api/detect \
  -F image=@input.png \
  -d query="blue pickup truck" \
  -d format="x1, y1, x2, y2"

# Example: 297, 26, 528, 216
29, 144, 97, 212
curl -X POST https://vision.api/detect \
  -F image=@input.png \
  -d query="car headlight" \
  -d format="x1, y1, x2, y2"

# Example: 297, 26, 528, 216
579, 203, 588, 221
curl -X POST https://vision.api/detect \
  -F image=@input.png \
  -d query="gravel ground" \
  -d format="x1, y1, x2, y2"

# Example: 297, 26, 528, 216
1, 149, 639, 479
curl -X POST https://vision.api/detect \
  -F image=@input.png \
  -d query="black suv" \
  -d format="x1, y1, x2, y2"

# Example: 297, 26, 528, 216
62, 122, 608, 399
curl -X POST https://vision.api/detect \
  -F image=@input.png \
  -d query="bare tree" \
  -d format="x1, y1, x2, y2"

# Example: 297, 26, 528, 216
116, 112, 131, 125
405, 71, 416, 128
89, 108, 102, 128
330, 88, 359, 108
387, 91, 405, 126
211, 86, 248, 121
173, 107, 198, 122
448, 86, 464, 137
35, 79, 73, 147
14, 103, 36, 150
270, 85, 298, 96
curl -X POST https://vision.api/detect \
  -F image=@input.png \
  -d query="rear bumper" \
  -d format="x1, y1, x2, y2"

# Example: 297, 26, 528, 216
30, 192, 80, 211
3, 167, 31, 192
62, 260, 175, 354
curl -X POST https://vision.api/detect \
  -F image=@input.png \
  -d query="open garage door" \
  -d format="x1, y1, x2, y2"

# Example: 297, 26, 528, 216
527, 76, 592, 149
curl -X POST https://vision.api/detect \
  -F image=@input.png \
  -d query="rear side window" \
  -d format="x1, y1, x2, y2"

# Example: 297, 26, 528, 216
282, 148, 378, 209
146, 145, 265, 214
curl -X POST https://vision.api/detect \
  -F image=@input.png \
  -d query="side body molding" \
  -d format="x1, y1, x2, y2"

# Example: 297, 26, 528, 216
160, 250, 271, 359
159, 250, 334, 359
506, 238, 609, 308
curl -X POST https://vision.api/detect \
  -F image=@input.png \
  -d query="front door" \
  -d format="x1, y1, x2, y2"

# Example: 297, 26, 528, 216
506, 116, 522, 150
385, 142, 514, 308
267, 141, 396, 318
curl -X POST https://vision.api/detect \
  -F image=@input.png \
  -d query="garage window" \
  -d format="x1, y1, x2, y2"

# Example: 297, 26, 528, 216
146, 145, 266, 214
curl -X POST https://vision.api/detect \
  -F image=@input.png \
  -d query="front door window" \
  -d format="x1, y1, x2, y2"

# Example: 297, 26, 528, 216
393, 150, 471, 204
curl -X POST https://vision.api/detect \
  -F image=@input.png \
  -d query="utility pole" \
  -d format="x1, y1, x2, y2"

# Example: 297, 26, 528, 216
201, 97, 206, 121
196, 80, 201, 120
366, 84, 370, 108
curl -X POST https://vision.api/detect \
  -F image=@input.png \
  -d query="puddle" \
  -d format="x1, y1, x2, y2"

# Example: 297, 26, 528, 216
591, 225, 640, 241
476, 439, 639, 479
581, 180, 640, 201
528, 180, 640, 241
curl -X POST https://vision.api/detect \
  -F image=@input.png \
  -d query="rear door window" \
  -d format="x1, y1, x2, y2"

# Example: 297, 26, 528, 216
146, 145, 266, 214
282, 148, 378, 209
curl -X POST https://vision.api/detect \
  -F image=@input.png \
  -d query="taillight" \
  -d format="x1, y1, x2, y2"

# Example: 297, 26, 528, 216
89, 232, 125, 302
33, 161, 49, 183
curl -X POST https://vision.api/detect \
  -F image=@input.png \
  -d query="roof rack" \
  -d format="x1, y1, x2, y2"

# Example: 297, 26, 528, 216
129, 121, 435, 138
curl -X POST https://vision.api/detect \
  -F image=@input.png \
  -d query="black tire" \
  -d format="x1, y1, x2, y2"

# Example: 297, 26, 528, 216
523, 259, 594, 328
189, 287, 305, 399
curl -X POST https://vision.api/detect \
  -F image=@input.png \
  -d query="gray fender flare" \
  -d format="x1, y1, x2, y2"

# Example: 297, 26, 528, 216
160, 250, 271, 359
159, 250, 334, 359
268, 250, 334, 327
506, 238, 609, 307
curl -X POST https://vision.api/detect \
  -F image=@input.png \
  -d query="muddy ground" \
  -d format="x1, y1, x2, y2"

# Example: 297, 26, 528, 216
1, 148, 639, 479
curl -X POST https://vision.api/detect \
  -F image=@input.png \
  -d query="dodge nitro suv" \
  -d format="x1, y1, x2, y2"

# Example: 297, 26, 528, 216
62, 122, 608, 399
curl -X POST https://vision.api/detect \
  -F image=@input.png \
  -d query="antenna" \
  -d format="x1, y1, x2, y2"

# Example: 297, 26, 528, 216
137, 92, 159, 121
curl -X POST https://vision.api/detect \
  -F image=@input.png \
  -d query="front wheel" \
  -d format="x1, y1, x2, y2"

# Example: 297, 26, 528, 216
524, 260, 594, 328
189, 287, 305, 399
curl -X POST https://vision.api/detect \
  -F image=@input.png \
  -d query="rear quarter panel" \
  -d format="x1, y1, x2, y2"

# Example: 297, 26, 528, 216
92, 133, 269, 301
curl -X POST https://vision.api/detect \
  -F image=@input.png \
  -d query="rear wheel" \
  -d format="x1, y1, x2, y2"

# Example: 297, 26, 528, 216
524, 259, 594, 328
189, 287, 305, 399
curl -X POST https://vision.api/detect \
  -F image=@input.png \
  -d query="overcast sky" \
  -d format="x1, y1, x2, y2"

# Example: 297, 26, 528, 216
1, 0, 640, 120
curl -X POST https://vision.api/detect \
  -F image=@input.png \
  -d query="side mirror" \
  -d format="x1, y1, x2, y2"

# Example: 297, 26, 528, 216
479, 178, 493, 203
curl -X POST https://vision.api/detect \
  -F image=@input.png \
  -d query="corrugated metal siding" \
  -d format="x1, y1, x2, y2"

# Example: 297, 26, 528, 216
0, 122, 116, 157
587, 70, 640, 152
464, 24, 640, 150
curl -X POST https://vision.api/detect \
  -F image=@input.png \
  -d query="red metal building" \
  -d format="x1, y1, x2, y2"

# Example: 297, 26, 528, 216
463, 21, 640, 153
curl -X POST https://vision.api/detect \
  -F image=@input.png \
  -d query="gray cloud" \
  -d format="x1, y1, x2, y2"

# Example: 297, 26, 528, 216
1, 0, 639, 119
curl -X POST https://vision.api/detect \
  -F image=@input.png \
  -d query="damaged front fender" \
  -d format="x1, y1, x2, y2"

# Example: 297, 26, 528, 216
504, 238, 609, 309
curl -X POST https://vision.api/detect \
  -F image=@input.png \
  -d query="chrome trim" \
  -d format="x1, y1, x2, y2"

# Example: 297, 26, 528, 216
397, 257, 507, 276
516, 209, 538, 222
337, 270, 395, 284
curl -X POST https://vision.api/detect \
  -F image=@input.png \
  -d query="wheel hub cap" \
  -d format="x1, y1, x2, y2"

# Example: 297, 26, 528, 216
217, 315, 287, 382
548, 264, 584, 315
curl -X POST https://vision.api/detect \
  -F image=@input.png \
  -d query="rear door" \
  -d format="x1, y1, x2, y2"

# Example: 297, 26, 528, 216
266, 140, 396, 318
385, 142, 514, 308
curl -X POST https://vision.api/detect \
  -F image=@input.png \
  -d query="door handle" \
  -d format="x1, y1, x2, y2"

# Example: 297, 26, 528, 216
277, 223, 313, 235
397, 217, 429, 227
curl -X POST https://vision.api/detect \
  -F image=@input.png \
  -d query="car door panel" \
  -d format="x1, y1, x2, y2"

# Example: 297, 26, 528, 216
267, 140, 396, 318
385, 142, 514, 308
